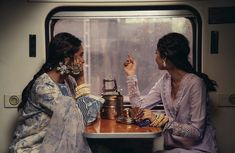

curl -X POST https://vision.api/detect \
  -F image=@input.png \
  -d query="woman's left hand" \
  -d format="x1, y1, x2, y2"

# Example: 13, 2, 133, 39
141, 109, 169, 127
150, 114, 169, 127
141, 109, 156, 122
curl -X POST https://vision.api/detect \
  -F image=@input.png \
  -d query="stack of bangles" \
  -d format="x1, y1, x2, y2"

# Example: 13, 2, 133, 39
150, 113, 169, 127
75, 83, 90, 99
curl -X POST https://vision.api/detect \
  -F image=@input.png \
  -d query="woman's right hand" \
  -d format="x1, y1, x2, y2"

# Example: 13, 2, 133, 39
68, 56, 85, 86
123, 54, 137, 76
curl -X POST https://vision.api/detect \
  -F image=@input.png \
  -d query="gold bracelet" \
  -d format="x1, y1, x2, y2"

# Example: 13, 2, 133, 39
75, 84, 90, 98
75, 83, 89, 91
150, 115, 159, 126
150, 114, 164, 127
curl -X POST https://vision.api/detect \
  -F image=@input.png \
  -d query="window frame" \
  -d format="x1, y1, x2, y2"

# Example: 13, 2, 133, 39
45, 5, 202, 73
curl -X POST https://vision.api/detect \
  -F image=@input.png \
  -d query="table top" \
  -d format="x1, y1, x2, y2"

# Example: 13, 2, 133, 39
84, 118, 162, 139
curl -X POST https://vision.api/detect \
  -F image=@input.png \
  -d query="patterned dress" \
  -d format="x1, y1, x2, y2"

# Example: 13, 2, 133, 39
126, 72, 217, 153
9, 73, 103, 153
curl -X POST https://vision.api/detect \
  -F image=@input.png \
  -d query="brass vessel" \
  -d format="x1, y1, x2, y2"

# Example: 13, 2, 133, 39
101, 79, 123, 120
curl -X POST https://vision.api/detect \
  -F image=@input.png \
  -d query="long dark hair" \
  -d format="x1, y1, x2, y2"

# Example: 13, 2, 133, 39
18, 32, 82, 111
157, 32, 217, 92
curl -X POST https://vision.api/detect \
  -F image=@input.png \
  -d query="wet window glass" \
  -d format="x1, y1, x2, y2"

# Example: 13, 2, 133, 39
53, 17, 192, 99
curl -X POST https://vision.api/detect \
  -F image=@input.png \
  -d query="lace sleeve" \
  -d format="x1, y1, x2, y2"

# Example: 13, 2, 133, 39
126, 75, 162, 109
167, 120, 201, 139
127, 75, 142, 107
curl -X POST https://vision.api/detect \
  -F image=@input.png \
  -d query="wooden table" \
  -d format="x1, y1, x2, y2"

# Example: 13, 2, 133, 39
84, 118, 162, 139
85, 118, 162, 153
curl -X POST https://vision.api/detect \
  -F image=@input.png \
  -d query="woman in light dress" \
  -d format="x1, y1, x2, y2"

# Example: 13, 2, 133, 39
124, 33, 218, 153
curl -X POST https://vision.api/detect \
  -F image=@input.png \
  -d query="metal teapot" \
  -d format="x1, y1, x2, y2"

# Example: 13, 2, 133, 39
100, 79, 123, 120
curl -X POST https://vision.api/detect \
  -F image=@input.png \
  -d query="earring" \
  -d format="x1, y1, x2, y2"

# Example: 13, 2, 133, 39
56, 62, 70, 75
163, 60, 166, 67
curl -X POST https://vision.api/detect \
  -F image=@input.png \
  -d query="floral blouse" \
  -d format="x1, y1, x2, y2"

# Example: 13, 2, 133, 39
9, 73, 103, 153
127, 72, 217, 153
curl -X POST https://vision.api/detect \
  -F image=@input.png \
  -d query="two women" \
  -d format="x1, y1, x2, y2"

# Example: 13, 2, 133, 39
10, 31, 217, 153
124, 33, 218, 153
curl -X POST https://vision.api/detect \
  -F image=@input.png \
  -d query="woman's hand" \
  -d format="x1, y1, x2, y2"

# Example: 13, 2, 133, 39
141, 109, 156, 122
150, 114, 169, 128
69, 56, 85, 86
75, 73, 85, 86
141, 109, 169, 127
123, 54, 137, 76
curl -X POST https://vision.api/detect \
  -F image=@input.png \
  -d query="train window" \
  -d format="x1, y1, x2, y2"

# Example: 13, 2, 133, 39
47, 7, 201, 100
